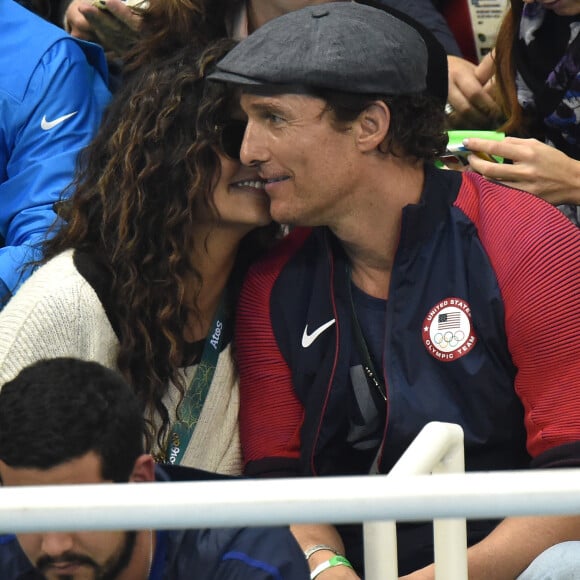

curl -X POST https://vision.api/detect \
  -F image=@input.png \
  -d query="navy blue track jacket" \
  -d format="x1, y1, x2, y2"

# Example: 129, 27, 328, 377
236, 165, 580, 574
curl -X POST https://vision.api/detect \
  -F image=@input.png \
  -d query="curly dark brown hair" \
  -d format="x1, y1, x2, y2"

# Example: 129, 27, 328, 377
43, 39, 278, 450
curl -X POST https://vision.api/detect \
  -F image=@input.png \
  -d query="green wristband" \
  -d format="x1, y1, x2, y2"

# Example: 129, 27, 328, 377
310, 555, 353, 579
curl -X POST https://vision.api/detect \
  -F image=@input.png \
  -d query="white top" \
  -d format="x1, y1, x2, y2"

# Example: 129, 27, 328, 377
0, 249, 242, 475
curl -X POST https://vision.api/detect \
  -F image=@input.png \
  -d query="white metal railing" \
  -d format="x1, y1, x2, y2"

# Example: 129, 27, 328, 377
2, 423, 580, 579
364, 421, 467, 580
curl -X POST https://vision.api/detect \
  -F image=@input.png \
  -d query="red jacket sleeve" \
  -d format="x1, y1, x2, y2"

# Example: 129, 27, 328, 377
235, 229, 311, 476
456, 173, 580, 458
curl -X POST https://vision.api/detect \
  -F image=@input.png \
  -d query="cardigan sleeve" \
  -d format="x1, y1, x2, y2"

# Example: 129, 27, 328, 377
0, 253, 117, 386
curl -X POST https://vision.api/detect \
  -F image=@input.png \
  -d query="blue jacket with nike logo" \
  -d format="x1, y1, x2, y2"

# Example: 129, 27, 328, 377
235, 165, 580, 574
0, 0, 110, 305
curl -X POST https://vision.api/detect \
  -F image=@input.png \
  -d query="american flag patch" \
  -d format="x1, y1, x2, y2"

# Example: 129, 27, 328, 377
438, 312, 461, 330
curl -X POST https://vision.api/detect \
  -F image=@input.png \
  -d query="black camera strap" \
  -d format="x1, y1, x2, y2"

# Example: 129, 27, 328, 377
346, 265, 387, 402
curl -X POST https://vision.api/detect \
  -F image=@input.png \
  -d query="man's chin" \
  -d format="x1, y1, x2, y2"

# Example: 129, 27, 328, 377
270, 208, 302, 227
35, 531, 137, 580
38, 559, 96, 580
41, 564, 96, 580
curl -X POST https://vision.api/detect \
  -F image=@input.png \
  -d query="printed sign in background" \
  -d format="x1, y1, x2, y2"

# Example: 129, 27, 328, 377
468, 0, 509, 61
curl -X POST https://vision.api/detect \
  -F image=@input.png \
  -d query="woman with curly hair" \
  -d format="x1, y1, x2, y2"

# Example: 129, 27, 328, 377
0, 38, 277, 475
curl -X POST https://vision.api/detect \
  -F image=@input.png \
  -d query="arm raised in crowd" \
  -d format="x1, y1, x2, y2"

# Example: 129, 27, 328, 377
63, 0, 141, 56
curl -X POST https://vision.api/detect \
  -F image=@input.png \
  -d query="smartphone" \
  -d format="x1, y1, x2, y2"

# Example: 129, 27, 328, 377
443, 144, 497, 166
125, 0, 149, 7
438, 130, 505, 168
93, 0, 148, 9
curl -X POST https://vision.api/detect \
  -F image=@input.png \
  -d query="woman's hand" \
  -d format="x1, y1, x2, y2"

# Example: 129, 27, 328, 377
64, 0, 142, 57
464, 136, 580, 205
446, 54, 502, 130
63, 0, 99, 42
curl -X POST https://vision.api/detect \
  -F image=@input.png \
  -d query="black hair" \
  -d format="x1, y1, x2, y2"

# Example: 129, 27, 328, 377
0, 358, 145, 482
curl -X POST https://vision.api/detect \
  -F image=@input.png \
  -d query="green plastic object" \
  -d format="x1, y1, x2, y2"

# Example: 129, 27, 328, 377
436, 129, 505, 168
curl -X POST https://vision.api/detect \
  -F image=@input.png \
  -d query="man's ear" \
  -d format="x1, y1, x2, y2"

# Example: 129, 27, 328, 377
355, 101, 390, 153
129, 454, 156, 483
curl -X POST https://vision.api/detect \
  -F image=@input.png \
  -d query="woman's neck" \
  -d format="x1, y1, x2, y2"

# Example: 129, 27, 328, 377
182, 229, 241, 343
246, 0, 284, 32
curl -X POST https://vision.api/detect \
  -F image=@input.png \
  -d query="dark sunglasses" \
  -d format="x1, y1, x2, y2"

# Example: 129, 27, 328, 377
217, 120, 247, 161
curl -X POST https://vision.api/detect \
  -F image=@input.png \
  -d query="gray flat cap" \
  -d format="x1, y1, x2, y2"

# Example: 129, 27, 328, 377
209, 2, 429, 95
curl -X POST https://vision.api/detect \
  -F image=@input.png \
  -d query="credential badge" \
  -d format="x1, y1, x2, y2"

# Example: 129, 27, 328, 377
422, 298, 477, 362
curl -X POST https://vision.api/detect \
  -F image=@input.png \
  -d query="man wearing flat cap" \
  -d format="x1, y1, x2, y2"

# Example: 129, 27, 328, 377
210, 3, 580, 579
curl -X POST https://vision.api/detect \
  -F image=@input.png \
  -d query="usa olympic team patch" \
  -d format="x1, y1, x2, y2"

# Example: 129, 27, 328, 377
422, 298, 477, 361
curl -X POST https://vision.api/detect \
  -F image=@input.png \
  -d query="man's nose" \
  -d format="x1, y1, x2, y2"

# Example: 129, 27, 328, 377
40, 532, 75, 557
240, 121, 268, 167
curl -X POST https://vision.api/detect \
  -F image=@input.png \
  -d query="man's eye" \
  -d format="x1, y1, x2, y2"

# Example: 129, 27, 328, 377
266, 113, 284, 124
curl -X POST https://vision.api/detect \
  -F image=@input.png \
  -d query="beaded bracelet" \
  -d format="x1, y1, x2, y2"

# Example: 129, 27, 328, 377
304, 544, 340, 561
310, 555, 353, 579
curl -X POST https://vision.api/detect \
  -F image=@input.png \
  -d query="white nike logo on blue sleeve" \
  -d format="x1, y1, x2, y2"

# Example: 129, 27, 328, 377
41, 111, 78, 130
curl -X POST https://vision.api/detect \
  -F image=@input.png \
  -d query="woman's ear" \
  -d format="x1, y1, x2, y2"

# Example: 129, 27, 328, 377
355, 101, 390, 153
129, 454, 156, 483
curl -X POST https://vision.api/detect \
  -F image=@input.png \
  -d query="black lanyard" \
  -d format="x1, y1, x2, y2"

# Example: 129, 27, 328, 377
346, 265, 387, 401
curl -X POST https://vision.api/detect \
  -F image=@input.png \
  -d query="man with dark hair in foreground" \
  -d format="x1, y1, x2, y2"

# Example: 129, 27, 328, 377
0, 358, 308, 580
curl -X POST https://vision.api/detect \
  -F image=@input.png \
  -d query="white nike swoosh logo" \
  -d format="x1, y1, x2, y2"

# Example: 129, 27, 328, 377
41, 111, 78, 130
301, 319, 336, 348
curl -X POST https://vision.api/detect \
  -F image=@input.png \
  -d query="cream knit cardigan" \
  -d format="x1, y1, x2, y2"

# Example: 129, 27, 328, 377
0, 249, 242, 475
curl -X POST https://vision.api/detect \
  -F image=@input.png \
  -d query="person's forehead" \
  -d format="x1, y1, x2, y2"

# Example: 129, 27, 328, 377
0, 452, 105, 487
240, 91, 326, 115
